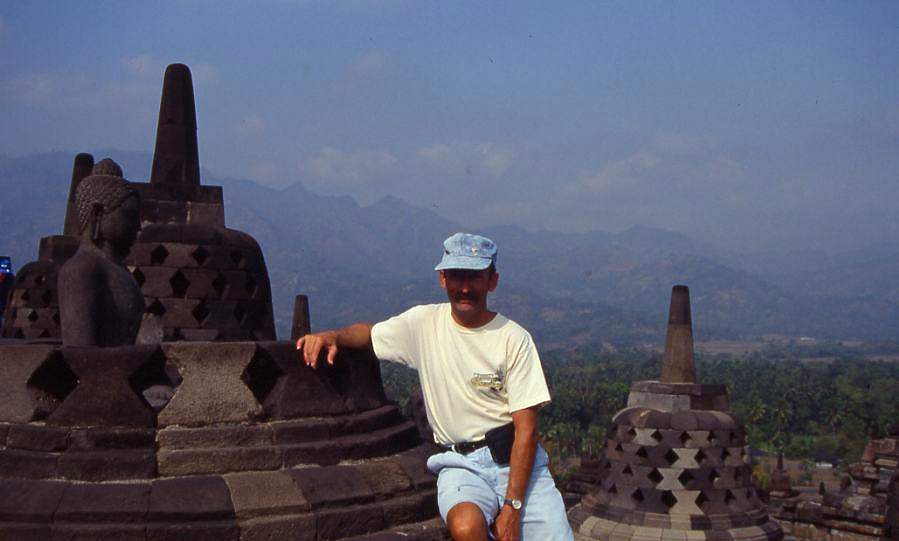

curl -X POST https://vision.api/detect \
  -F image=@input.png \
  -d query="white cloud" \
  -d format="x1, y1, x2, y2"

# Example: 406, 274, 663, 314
300, 146, 398, 186
3, 71, 94, 106
475, 142, 514, 176
418, 143, 451, 161
233, 113, 266, 138
123, 54, 160, 78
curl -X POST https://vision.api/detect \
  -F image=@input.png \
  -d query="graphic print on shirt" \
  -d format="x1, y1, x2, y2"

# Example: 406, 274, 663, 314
470, 368, 505, 399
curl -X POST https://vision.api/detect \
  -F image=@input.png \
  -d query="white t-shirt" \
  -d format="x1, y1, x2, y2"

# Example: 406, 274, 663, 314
371, 303, 551, 446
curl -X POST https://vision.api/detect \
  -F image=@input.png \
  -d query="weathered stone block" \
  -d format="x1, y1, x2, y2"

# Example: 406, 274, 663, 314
57, 449, 157, 481
55, 482, 150, 523
158, 446, 282, 476
146, 522, 240, 541
67, 427, 155, 450
149, 476, 235, 521
49, 346, 158, 428
0, 449, 57, 479
271, 418, 331, 445
224, 470, 310, 519
236, 515, 316, 541
49, 524, 146, 541
0, 479, 67, 522
0, 345, 58, 422
157, 342, 262, 427
157, 424, 272, 450
289, 465, 377, 508
6, 424, 68, 451
316, 504, 387, 541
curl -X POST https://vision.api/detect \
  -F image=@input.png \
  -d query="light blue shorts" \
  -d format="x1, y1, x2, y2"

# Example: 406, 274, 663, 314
426, 444, 574, 541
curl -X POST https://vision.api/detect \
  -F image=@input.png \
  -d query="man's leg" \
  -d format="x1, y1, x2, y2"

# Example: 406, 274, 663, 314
428, 450, 501, 540
447, 502, 490, 541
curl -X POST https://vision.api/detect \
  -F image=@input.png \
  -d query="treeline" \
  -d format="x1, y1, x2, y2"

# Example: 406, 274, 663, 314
380, 345, 899, 466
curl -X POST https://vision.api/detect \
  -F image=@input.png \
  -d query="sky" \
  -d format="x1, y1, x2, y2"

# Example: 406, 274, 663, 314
1, 1, 898, 254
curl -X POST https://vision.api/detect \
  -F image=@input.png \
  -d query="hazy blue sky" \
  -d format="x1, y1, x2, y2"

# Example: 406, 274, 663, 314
2, 2, 897, 253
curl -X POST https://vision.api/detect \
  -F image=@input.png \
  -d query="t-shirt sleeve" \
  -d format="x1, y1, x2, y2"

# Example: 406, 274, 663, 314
505, 331, 551, 412
371, 306, 422, 369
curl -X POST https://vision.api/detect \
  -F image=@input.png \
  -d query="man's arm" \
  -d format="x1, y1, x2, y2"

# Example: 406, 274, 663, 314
295, 323, 373, 368
493, 406, 540, 541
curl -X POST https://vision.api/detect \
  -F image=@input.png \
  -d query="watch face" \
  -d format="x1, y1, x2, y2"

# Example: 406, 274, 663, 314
505, 498, 522, 510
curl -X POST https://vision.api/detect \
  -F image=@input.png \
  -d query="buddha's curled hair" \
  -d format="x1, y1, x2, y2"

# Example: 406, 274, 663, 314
75, 159, 137, 234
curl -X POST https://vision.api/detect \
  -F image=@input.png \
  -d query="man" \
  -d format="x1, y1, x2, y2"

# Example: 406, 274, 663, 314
297, 232, 573, 541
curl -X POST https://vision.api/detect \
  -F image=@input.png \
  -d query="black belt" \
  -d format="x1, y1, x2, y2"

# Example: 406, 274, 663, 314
448, 439, 489, 455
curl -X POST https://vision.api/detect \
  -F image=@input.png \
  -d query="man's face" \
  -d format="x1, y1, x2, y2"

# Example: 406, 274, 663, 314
439, 268, 499, 322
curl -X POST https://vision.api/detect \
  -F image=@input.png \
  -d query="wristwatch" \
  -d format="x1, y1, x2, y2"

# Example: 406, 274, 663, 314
503, 498, 522, 510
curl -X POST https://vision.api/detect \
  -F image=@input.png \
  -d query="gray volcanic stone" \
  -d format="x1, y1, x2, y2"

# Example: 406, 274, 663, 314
149, 475, 235, 521
0, 449, 57, 479
57, 449, 157, 481
223, 470, 310, 519
55, 482, 150, 523
236, 515, 316, 541
147, 522, 239, 541
49, 346, 157, 427
157, 445, 282, 476
50, 524, 146, 541
157, 342, 262, 427
6, 424, 68, 451
289, 465, 376, 508
0, 479, 67, 522
0, 345, 57, 422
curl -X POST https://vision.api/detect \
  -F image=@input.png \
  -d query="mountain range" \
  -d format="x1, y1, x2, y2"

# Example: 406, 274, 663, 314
2, 151, 897, 350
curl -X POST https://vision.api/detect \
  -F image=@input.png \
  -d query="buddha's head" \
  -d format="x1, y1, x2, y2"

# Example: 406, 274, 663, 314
75, 158, 141, 259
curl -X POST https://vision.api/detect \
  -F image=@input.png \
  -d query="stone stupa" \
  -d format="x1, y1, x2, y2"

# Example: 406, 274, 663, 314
568, 285, 783, 541
0, 63, 445, 541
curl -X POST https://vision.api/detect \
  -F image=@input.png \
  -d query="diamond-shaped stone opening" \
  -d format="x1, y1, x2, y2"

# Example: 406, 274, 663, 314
695, 449, 707, 463
26, 309, 38, 322
150, 244, 169, 265
724, 490, 736, 504
230, 250, 244, 267
709, 468, 720, 482
609, 483, 617, 494
132, 268, 146, 287
233, 303, 247, 323
661, 490, 677, 509
241, 349, 285, 406
722, 448, 731, 459
52, 311, 60, 325
622, 465, 633, 476
169, 270, 190, 298
680, 431, 691, 445
648, 468, 664, 484
212, 272, 227, 297
40, 290, 52, 304
147, 299, 166, 317
27, 352, 78, 420
22, 290, 31, 301
35, 275, 46, 286
191, 246, 210, 266
627, 427, 637, 438
615, 442, 624, 452
651, 430, 663, 442
695, 491, 710, 507
631, 488, 644, 502
129, 348, 181, 413
192, 299, 210, 324
636, 446, 649, 459
730, 432, 738, 442
245, 273, 257, 295
664, 448, 679, 465
678, 470, 694, 485
39, 329, 50, 338
14, 329, 25, 338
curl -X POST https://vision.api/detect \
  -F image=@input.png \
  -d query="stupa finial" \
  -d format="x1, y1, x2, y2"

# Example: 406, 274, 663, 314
660, 284, 696, 383
150, 63, 200, 190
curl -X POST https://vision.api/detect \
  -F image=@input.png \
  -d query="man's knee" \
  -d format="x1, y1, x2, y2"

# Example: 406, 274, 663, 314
446, 502, 488, 540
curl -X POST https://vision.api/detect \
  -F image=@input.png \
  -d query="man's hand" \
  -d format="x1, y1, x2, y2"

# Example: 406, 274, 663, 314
492, 505, 521, 541
296, 331, 338, 368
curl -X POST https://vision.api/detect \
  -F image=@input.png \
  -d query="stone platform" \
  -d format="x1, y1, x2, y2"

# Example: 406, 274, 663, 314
0, 341, 446, 540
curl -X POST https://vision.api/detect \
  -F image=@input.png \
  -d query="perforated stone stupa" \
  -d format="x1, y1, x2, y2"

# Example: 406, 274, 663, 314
0, 63, 445, 540
568, 285, 783, 541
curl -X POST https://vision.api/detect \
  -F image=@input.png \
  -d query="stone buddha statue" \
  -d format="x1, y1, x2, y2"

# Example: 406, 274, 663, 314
58, 159, 145, 347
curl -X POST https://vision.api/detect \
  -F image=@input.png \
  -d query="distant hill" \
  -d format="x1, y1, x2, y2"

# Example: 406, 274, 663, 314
2, 151, 897, 348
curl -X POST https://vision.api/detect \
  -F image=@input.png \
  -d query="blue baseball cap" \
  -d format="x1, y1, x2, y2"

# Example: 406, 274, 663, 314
435, 233, 497, 271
